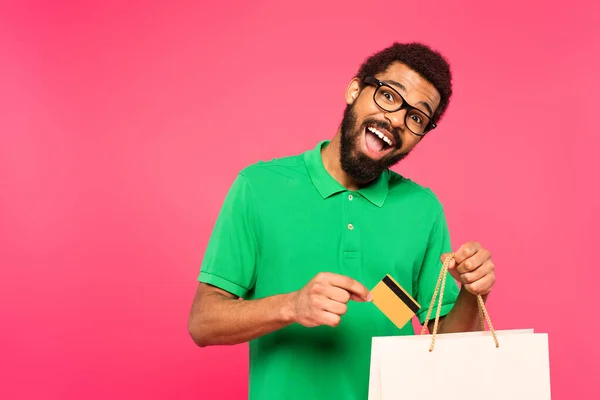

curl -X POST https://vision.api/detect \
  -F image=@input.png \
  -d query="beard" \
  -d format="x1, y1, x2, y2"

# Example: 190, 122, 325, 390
339, 103, 411, 183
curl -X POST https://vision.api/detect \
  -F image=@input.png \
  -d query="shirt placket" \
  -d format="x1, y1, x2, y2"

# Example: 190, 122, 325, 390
341, 191, 361, 275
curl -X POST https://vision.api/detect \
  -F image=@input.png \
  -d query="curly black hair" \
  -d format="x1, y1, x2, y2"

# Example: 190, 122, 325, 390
355, 42, 453, 124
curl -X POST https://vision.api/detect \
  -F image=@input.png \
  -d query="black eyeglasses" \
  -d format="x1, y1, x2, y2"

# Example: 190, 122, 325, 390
363, 76, 436, 136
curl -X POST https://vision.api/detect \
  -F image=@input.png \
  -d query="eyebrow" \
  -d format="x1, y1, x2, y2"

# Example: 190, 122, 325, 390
383, 79, 434, 117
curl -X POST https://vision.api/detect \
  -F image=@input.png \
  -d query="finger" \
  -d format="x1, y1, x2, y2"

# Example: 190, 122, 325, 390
326, 273, 372, 302
320, 298, 349, 316
464, 273, 495, 295
456, 248, 491, 275
453, 242, 482, 265
316, 310, 342, 327
446, 257, 458, 281
439, 252, 453, 264
446, 257, 457, 272
460, 259, 495, 285
320, 285, 352, 303
350, 293, 367, 302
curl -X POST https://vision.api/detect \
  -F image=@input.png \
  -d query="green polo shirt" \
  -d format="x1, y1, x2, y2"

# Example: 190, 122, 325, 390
198, 140, 459, 400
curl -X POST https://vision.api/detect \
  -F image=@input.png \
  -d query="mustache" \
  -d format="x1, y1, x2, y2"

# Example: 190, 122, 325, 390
361, 118, 402, 149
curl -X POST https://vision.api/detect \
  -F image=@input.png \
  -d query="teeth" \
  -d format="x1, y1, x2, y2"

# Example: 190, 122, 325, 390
367, 127, 392, 147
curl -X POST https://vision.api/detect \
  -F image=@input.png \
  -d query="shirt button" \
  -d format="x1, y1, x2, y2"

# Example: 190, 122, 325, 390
348, 194, 353, 201
348, 223, 354, 230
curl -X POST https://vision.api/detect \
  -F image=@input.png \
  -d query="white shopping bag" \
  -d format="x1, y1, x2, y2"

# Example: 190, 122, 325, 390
368, 255, 551, 399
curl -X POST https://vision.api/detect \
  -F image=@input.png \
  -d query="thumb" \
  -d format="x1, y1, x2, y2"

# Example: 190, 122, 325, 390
440, 253, 456, 270
350, 292, 373, 302
440, 252, 453, 264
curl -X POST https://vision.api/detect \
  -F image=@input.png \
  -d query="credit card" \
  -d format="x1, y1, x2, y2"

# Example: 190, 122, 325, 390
371, 274, 421, 329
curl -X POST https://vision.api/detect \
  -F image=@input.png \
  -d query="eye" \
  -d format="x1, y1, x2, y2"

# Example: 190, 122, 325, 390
410, 114, 423, 125
381, 90, 395, 102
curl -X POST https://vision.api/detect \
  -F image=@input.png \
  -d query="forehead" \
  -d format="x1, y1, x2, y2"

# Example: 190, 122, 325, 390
375, 62, 441, 111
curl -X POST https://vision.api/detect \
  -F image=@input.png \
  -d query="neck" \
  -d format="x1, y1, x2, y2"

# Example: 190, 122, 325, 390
321, 131, 365, 191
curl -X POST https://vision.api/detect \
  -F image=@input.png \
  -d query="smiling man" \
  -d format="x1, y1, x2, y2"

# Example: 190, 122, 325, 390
188, 42, 496, 400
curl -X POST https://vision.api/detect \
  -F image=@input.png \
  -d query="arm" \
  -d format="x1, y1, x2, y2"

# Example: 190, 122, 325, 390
188, 273, 372, 347
188, 282, 295, 347
190, 172, 277, 346
429, 289, 488, 333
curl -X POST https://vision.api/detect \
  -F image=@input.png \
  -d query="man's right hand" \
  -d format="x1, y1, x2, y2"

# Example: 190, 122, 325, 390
288, 272, 372, 328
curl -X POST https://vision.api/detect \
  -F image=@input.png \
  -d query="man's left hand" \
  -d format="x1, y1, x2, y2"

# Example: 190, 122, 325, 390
441, 242, 496, 296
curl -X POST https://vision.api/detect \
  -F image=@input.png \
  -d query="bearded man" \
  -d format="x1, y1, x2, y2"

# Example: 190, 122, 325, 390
188, 42, 497, 400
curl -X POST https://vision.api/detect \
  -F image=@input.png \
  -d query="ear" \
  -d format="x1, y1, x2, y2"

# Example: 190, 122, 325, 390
345, 77, 362, 105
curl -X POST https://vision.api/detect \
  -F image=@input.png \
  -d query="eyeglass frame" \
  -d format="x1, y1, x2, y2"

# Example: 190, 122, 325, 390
362, 76, 437, 136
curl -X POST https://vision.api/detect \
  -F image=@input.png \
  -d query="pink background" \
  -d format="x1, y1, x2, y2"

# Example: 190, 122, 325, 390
1, 1, 598, 399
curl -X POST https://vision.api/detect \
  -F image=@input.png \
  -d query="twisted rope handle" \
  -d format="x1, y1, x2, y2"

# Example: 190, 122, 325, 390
420, 253, 499, 351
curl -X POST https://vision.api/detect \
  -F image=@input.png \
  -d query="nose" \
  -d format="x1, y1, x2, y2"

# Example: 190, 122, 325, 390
384, 109, 407, 131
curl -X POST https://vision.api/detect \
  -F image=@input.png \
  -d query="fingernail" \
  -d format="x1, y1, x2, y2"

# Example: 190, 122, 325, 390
366, 292, 373, 302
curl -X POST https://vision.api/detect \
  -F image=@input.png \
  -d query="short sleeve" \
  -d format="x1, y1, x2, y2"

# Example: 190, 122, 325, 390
415, 207, 460, 325
198, 173, 259, 298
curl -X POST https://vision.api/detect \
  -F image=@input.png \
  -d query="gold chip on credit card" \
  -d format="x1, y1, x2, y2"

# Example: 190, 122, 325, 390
371, 274, 421, 329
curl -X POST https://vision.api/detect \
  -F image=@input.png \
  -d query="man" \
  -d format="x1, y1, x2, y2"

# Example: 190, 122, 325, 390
188, 42, 496, 399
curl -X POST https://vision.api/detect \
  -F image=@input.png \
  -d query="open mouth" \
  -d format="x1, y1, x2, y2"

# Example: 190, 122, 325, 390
363, 126, 395, 159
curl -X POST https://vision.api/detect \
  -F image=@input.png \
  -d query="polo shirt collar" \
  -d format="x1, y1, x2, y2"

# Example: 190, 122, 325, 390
304, 140, 389, 207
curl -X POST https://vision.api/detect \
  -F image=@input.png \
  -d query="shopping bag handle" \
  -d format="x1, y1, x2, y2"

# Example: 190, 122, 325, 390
419, 253, 500, 351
